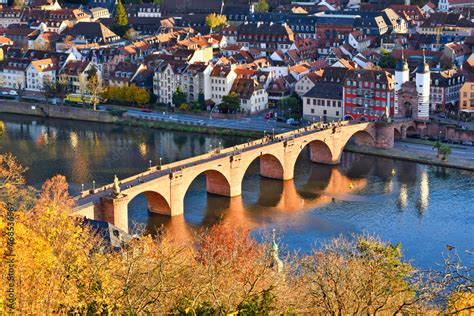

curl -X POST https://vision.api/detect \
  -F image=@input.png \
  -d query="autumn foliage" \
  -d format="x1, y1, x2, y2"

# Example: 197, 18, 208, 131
0, 154, 472, 314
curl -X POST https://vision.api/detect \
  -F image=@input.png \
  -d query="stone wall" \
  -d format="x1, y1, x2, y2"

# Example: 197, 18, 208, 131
0, 101, 119, 123
423, 121, 474, 142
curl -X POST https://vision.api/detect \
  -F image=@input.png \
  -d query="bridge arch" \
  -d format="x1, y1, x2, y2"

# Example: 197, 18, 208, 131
237, 151, 286, 183
258, 153, 285, 180
127, 190, 172, 217
346, 130, 376, 147
307, 140, 334, 165
394, 127, 402, 140
184, 169, 233, 197
406, 125, 417, 137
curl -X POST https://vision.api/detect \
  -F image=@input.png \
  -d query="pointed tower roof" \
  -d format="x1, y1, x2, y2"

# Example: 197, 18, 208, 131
416, 49, 430, 74
395, 49, 409, 72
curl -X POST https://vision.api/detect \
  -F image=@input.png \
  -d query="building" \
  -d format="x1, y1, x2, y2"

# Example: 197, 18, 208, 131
303, 83, 343, 121
124, 4, 161, 18
210, 64, 237, 105
61, 60, 101, 94
438, 0, 474, 12
108, 61, 147, 88
181, 63, 208, 103
66, 21, 119, 44
460, 77, 474, 116
26, 58, 59, 91
89, 7, 110, 20
153, 61, 186, 105
0, 8, 25, 28
430, 69, 465, 113
0, 58, 30, 90
344, 69, 395, 120
230, 78, 268, 113
443, 42, 471, 66
295, 71, 323, 97
236, 22, 295, 55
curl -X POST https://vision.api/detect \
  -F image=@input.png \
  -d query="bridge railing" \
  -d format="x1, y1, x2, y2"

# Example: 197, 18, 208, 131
76, 120, 353, 200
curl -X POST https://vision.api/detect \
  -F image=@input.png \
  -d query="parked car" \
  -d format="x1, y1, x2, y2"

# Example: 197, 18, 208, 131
286, 118, 295, 125
462, 141, 473, 146
265, 111, 274, 119
142, 109, 152, 113
8, 90, 17, 96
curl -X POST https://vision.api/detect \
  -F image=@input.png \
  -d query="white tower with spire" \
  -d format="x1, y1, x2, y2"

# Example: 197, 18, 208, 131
416, 49, 430, 120
395, 50, 409, 116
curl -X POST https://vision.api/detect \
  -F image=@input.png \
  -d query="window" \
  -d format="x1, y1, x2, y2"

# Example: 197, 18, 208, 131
311, 108, 315, 114
323, 110, 327, 115
336, 111, 339, 116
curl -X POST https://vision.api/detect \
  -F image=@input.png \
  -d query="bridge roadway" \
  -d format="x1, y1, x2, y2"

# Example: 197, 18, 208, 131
75, 121, 348, 207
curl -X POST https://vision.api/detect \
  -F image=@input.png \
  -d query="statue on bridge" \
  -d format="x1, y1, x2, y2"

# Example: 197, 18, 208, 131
112, 175, 121, 197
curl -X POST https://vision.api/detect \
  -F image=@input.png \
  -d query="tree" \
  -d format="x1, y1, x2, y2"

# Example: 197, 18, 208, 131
255, 0, 269, 12
0, 153, 30, 208
102, 85, 150, 106
198, 91, 206, 110
42, 77, 56, 104
297, 235, 418, 314
85, 65, 102, 111
134, 86, 150, 106
205, 13, 227, 33
433, 141, 452, 161
179, 103, 190, 111
172, 86, 187, 107
55, 75, 70, 106
15, 78, 26, 102
279, 93, 302, 119
378, 49, 396, 69
113, 0, 129, 37
220, 92, 240, 113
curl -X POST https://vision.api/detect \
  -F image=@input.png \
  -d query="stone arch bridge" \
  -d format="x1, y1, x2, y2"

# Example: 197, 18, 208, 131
73, 120, 415, 232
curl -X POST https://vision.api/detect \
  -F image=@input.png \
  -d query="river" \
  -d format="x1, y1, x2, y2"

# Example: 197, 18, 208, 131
0, 113, 472, 269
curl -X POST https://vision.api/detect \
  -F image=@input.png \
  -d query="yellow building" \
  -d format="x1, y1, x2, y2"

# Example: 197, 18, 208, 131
460, 78, 474, 115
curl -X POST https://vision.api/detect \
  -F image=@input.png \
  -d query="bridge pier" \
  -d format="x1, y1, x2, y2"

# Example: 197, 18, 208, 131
101, 195, 129, 234
375, 123, 395, 149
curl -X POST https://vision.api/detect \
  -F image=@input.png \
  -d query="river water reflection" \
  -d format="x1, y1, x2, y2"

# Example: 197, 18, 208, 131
0, 113, 472, 268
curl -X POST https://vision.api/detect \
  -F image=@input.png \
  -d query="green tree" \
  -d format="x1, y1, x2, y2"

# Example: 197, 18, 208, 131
255, 0, 269, 12
279, 93, 302, 119
433, 141, 452, 161
378, 49, 396, 69
113, 0, 129, 37
220, 92, 240, 113
198, 91, 206, 110
205, 13, 227, 33
172, 86, 187, 107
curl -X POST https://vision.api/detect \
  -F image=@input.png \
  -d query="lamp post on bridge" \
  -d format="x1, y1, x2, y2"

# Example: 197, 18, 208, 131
92, 180, 96, 191
149, 159, 152, 169
81, 183, 84, 194
159, 157, 162, 169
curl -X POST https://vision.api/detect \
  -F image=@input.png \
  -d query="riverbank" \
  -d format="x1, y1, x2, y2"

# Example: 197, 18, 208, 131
0, 101, 262, 138
344, 143, 474, 171
119, 118, 262, 138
